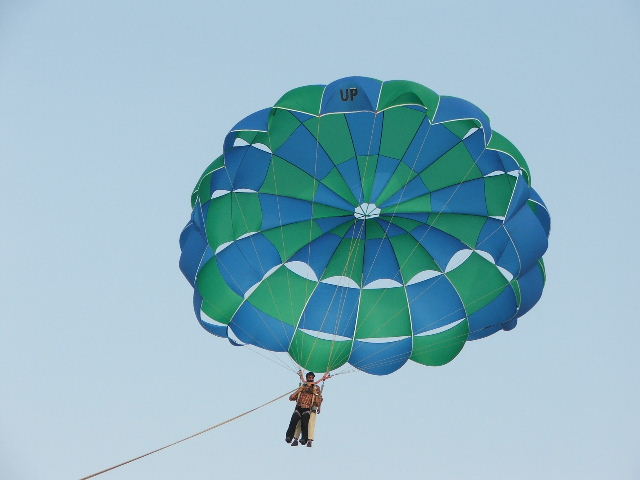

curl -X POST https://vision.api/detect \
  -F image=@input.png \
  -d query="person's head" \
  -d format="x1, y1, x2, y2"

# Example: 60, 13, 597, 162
305, 372, 315, 382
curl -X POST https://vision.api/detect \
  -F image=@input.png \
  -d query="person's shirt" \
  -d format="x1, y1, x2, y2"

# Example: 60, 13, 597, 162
289, 383, 323, 409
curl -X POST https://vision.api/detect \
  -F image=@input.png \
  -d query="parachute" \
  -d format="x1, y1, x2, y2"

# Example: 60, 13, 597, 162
179, 76, 550, 375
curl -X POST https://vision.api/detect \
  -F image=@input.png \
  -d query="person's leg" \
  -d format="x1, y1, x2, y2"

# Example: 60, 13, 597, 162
307, 412, 317, 441
300, 409, 310, 444
291, 420, 301, 446
285, 409, 300, 442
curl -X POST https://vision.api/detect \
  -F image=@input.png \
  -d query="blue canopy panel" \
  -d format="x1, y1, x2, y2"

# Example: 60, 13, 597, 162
349, 337, 413, 375
463, 128, 487, 158
229, 302, 294, 352
401, 117, 431, 169
517, 262, 545, 316
216, 234, 282, 297
230, 107, 271, 133
380, 176, 430, 209
374, 218, 408, 237
467, 323, 501, 341
504, 206, 548, 274
345, 112, 383, 156
337, 158, 364, 202
505, 175, 531, 220
370, 156, 400, 202
393, 212, 429, 223
289, 232, 343, 279
298, 283, 359, 338
179, 223, 209, 287
433, 96, 492, 144
230, 146, 271, 191
222, 108, 271, 153
497, 151, 520, 172
529, 187, 547, 209
210, 167, 233, 193
406, 123, 462, 174
191, 201, 208, 231
475, 219, 510, 261
314, 183, 357, 211
496, 235, 522, 278
179, 220, 195, 251
343, 220, 367, 239
315, 216, 354, 233
320, 76, 383, 114
275, 125, 335, 179
407, 275, 465, 333
502, 317, 518, 331
412, 224, 468, 270
529, 187, 551, 236
363, 238, 403, 285
219, 147, 248, 186
259, 194, 312, 230
184, 243, 213, 288
467, 286, 518, 340
430, 179, 488, 216
477, 149, 507, 175
193, 289, 228, 339
223, 132, 240, 155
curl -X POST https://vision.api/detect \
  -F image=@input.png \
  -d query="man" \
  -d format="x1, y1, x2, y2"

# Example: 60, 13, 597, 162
285, 371, 323, 447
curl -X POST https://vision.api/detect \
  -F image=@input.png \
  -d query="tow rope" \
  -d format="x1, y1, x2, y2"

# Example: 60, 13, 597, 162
79, 388, 297, 480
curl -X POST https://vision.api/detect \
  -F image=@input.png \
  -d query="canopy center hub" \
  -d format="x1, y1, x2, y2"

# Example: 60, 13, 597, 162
354, 203, 381, 220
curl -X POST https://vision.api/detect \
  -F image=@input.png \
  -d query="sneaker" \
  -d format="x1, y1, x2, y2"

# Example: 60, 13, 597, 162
285, 437, 292, 444
291, 439, 299, 446
300, 438, 307, 445
306, 440, 313, 448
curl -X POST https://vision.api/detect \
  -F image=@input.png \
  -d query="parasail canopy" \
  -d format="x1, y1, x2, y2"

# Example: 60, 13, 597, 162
179, 76, 550, 375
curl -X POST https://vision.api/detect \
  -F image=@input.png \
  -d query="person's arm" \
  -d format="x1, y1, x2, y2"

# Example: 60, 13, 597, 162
289, 386, 302, 402
290, 370, 305, 402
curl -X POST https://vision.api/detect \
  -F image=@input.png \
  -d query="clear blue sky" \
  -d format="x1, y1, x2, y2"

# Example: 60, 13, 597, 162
1, 1, 639, 479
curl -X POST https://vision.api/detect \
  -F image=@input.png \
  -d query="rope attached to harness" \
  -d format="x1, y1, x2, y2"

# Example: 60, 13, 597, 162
79, 388, 297, 480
